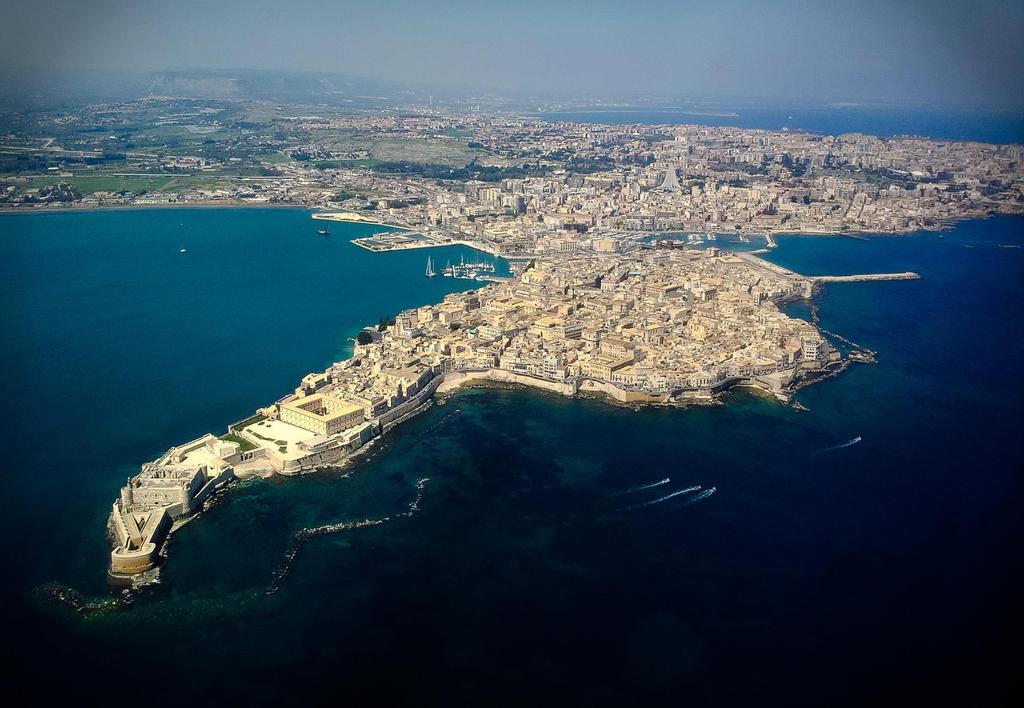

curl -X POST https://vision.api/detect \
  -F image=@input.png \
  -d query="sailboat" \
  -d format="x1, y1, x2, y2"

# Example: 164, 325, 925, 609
425, 255, 436, 278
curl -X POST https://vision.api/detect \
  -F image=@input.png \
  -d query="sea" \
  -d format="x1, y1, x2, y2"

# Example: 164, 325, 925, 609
1, 206, 1021, 707
536, 105, 1024, 144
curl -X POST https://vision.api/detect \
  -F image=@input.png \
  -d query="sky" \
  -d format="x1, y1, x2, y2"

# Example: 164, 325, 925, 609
2, 0, 1023, 108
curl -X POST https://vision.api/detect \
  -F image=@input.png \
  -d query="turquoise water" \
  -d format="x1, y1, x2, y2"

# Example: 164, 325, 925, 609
1, 209, 1022, 705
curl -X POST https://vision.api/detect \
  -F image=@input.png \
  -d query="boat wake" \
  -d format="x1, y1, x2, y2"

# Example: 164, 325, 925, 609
812, 436, 862, 456
266, 477, 430, 595
620, 485, 701, 511
614, 477, 670, 496
682, 487, 716, 506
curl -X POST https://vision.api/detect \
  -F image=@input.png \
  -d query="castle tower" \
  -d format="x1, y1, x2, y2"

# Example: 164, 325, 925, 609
179, 483, 191, 515
120, 479, 134, 509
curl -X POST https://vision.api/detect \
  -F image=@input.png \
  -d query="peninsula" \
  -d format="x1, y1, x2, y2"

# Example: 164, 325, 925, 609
107, 240, 916, 580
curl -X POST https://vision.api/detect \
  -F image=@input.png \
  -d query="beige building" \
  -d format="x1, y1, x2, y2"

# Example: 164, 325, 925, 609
279, 393, 365, 436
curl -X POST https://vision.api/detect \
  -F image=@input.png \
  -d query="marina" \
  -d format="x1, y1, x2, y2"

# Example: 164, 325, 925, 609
439, 253, 499, 280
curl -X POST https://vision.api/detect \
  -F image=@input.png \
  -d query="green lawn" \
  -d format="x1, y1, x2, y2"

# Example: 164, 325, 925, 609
219, 433, 257, 452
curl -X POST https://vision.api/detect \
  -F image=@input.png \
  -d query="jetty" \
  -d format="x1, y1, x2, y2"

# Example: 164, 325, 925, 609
812, 272, 920, 283
312, 212, 411, 230
734, 253, 920, 285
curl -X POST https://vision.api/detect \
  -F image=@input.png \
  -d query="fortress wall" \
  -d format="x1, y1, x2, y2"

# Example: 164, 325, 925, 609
293, 444, 349, 473
224, 446, 271, 467
438, 369, 577, 397
110, 503, 130, 547
379, 374, 443, 429
110, 509, 172, 575
191, 469, 235, 507
578, 379, 671, 403
166, 434, 216, 463
110, 543, 159, 575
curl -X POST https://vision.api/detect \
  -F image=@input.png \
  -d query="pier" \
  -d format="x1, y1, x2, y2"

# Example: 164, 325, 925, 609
735, 252, 920, 285
312, 212, 411, 230
812, 272, 920, 283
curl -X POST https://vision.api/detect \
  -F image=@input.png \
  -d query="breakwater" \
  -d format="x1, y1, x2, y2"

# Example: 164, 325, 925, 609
266, 477, 430, 595
813, 272, 920, 283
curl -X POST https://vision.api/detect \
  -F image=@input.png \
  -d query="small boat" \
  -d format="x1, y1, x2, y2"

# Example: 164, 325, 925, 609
318, 228, 330, 236
425, 255, 436, 278
179, 248, 187, 253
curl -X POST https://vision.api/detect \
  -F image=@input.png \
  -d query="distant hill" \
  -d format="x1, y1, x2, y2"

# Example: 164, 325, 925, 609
0, 67, 440, 109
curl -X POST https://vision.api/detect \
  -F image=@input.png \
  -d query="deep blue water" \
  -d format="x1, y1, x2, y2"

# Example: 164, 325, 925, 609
1, 209, 1022, 706
537, 105, 1024, 144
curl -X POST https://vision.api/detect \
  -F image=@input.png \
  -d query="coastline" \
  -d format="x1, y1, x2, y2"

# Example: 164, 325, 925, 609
2, 201, 1019, 240
0, 201, 315, 216
107, 352, 845, 587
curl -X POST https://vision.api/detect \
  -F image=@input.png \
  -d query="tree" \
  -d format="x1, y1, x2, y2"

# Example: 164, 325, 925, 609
356, 331, 374, 345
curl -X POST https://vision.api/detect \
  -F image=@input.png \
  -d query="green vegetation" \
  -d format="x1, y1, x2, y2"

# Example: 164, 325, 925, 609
372, 160, 548, 182
230, 413, 266, 432
12, 173, 237, 197
219, 433, 257, 452
314, 158, 379, 170
356, 330, 375, 345
28, 174, 177, 194
564, 156, 616, 173
17, 182, 82, 203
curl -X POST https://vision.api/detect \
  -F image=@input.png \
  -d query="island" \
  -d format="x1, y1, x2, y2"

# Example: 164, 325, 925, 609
107, 240, 917, 581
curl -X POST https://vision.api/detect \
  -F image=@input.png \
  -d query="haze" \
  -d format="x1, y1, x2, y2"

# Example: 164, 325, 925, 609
2, 0, 1023, 108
